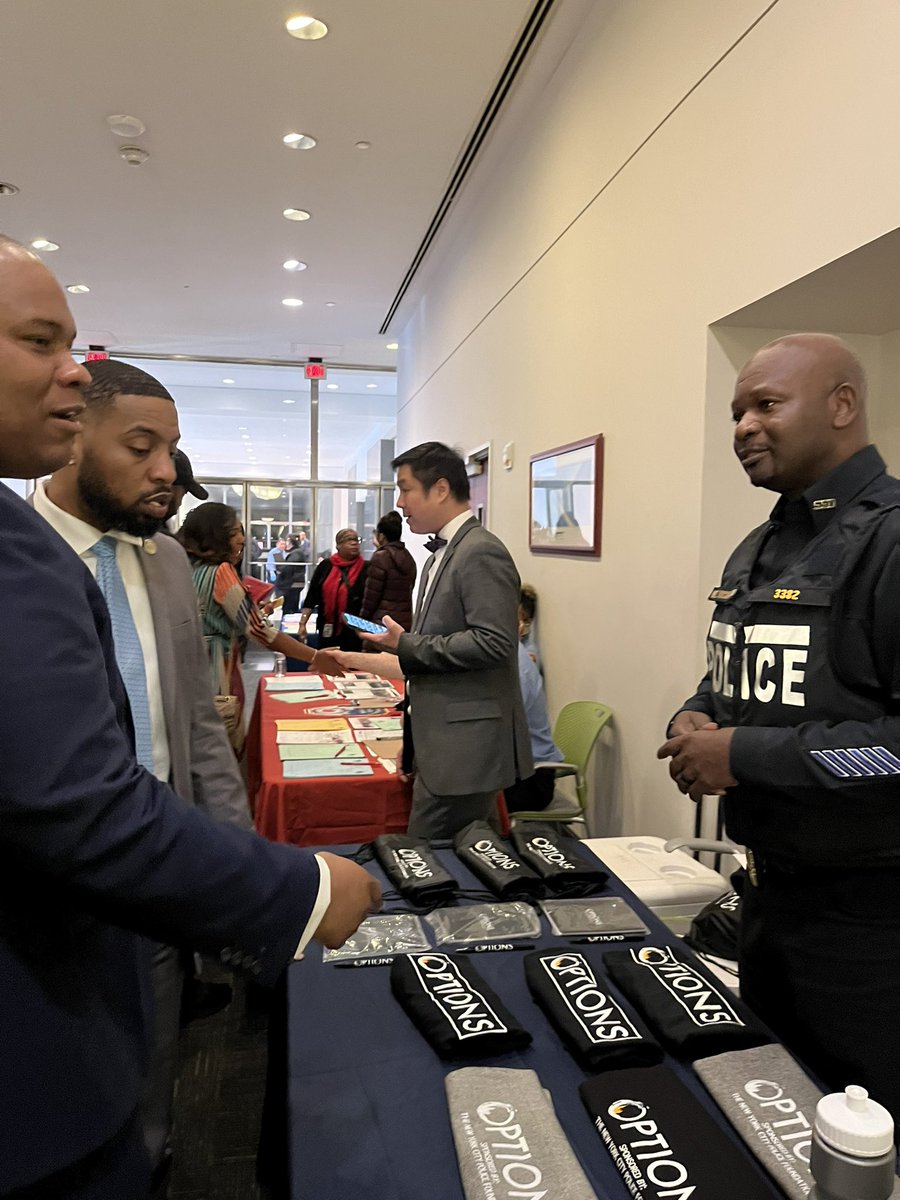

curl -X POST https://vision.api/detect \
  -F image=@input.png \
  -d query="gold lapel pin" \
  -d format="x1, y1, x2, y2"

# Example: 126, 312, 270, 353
143, 539, 157, 555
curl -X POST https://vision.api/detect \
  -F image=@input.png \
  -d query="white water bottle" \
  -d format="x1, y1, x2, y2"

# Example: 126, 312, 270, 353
810, 1085, 896, 1200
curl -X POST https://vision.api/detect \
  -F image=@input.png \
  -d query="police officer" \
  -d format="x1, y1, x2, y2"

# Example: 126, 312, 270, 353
659, 333, 900, 1123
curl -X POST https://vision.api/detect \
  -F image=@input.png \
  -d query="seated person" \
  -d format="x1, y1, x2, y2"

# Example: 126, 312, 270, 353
518, 583, 542, 673
504, 642, 564, 810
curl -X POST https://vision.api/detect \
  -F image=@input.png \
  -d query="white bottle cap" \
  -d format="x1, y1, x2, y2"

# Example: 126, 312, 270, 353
815, 1086, 895, 1157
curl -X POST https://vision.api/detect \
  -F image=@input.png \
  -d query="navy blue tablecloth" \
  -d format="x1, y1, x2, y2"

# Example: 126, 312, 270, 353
284, 843, 783, 1200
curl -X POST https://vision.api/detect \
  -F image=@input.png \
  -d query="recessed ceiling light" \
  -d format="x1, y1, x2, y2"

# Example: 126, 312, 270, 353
238, 426, 247, 431
0, 182, 20, 196
107, 114, 146, 138
325, 301, 336, 308
386, 342, 399, 350
283, 398, 296, 404
355, 141, 372, 151
366, 383, 378, 389
66, 284, 90, 294
283, 259, 307, 271
283, 133, 317, 151
326, 383, 339, 390
285, 15, 328, 40
222, 378, 235, 385
283, 208, 311, 222
31, 238, 59, 252
282, 297, 303, 307
241, 434, 251, 440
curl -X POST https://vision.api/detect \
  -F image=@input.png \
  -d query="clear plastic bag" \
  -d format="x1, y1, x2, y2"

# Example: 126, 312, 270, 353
539, 897, 649, 937
322, 913, 431, 962
425, 902, 541, 945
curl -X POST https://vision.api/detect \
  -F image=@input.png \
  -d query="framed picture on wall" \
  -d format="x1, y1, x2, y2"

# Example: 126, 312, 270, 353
529, 434, 603, 556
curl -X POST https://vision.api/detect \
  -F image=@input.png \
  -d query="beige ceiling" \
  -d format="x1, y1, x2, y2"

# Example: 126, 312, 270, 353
0, 0, 535, 366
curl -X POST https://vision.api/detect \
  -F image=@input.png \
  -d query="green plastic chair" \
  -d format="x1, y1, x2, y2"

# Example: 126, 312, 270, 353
508, 701, 613, 830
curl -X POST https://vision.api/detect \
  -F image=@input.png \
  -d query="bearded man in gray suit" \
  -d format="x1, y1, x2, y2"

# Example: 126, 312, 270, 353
339, 441, 533, 838
34, 358, 250, 1194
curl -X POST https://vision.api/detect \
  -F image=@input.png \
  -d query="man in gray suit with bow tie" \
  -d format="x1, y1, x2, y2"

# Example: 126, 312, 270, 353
34, 358, 250, 1195
353, 441, 532, 838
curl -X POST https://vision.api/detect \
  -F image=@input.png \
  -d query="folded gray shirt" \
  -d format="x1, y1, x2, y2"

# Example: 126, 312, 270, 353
445, 1066, 598, 1200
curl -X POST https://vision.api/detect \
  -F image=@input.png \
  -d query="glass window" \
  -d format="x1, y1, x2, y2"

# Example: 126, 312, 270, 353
318, 369, 396, 482
314, 486, 384, 563
247, 485, 312, 587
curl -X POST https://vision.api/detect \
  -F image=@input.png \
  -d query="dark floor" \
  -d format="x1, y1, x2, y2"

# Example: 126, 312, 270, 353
170, 976, 270, 1200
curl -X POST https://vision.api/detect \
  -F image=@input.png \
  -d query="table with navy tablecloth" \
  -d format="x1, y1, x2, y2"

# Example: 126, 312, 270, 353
281, 843, 786, 1200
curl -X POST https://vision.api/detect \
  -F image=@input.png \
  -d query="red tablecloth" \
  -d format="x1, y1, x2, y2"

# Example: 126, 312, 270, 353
246, 676, 412, 846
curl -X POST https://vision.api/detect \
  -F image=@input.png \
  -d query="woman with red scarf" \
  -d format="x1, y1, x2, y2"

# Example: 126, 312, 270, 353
298, 528, 369, 651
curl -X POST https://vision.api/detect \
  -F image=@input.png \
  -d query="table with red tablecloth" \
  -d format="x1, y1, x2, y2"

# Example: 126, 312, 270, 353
246, 675, 412, 846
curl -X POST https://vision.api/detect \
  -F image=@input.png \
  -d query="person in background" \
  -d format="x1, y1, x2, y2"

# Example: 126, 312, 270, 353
298, 527, 368, 651
504, 641, 565, 812
265, 536, 287, 587
280, 531, 311, 616
0, 232, 378, 1200
518, 582, 542, 672
659, 332, 900, 1123
178, 503, 342, 751
164, 447, 208, 523
336, 442, 532, 838
360, 509, 417, 631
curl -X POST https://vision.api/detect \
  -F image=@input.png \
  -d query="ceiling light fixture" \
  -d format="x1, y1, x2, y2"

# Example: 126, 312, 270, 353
283, 398, 296, 404
366, 383, 378, 389
324, 301, 336, 308
107, 114, 146, 138
355, 141, 372, 151
283, 208, 311, 222
282, 297, 303, 307
66, 284, 90, 294
222, 378, 235, 385
0, 182, 19, 195
31, 238, 60, 252
285, 15, 328, 40
386, 342, 398, 350
283, 132, 317, 151
326, 383, 338, 390
283, 259, 307, 271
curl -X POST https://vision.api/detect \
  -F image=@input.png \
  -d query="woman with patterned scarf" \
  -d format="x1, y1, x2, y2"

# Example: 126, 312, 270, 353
299, 528, 369, 651
178, 502, 342, 752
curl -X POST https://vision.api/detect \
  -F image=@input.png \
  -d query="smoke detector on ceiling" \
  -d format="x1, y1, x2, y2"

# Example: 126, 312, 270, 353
119, 145, 149, 167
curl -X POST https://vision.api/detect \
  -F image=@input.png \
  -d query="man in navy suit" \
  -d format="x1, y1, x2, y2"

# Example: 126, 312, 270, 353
0, 234, 380, 1198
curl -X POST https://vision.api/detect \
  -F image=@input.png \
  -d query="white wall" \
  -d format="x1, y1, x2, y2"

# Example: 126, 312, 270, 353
396, 0, 900, 839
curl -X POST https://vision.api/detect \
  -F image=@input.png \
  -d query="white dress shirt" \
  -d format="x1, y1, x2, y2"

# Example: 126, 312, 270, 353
34, 480, 172, 783
420, 509, 473, 607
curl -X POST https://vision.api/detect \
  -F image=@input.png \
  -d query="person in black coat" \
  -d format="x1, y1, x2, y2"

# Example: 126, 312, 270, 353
299, 528, 369, 650
360, 510, 417, 631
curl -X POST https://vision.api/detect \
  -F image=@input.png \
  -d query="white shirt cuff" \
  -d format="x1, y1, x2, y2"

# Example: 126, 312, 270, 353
293, 853, 331, 959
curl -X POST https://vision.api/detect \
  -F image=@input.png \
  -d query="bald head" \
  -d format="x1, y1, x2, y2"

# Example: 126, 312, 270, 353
731, 333, 870, 497
0, 234, 89, 477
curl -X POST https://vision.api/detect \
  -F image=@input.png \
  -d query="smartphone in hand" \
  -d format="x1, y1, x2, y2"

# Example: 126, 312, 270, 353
343, 613, 389, 635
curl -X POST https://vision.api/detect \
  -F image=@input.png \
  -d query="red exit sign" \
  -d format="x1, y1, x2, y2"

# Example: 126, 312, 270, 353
304, 361, 326, 380
84, 350, 108, 362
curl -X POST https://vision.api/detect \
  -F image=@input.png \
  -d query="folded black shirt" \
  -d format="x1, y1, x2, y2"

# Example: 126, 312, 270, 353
524, 947, 662, 1071
581, 1065, 777, 1199
510, 825, 609, 896
372, 834, 459, 905
604, 944, 771, 1058
453, 822, 545, 900
391, 952, 533, 1060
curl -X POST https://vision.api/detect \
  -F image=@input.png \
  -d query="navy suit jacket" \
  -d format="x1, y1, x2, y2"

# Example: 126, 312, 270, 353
0, 485, 321, 1192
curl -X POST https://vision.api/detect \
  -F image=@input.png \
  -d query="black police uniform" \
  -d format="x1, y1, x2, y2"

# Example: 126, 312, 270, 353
675, 445, 900, 1121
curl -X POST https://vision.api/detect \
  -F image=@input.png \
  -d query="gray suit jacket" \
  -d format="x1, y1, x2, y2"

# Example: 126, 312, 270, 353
29, 493, 250, 828
397, 516, 532, 795
144, 534, 251, 827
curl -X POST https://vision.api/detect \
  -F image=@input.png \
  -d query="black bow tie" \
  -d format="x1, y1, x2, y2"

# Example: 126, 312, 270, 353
424, 535, 448, 553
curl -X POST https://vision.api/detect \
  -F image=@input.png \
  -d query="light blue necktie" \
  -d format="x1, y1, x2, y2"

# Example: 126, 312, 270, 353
91, 535, 154, 770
